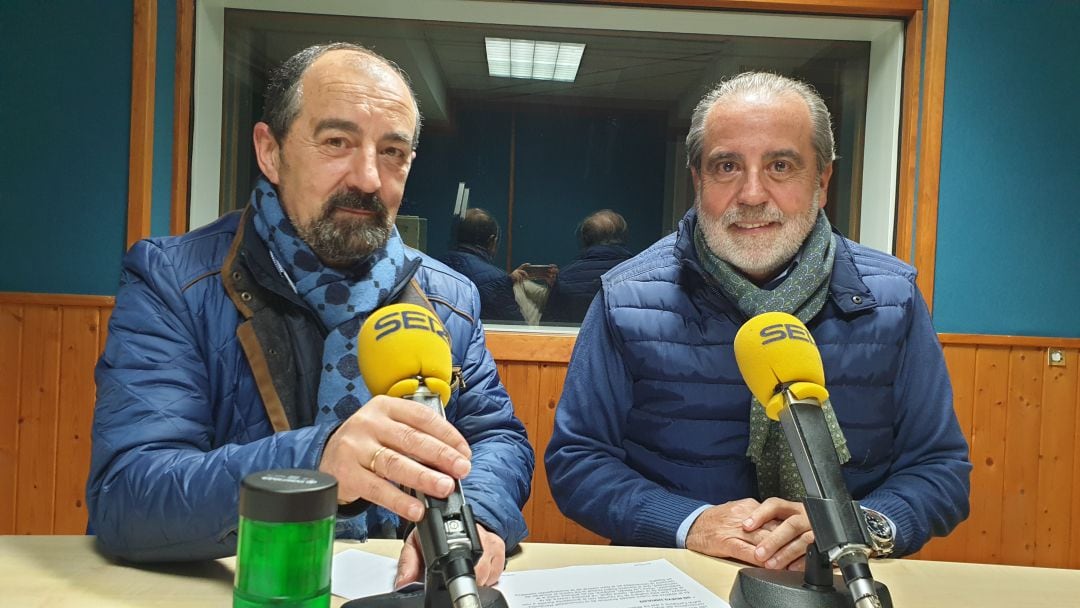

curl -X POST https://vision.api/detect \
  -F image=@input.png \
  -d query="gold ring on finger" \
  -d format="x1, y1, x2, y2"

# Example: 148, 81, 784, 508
369, 446, 389, 474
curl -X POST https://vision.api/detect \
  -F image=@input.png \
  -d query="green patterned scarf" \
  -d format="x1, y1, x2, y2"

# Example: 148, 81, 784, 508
694, 211, 850, 501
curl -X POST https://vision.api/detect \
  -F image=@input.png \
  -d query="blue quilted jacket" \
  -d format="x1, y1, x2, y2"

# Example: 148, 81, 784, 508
88, 209, 534, 562
543, 244, 633, 323
545, 209, 971, 556
439, 246, 524, 323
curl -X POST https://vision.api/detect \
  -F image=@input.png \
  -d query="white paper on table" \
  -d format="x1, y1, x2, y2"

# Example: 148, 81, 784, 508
495, 559, 731, 608
331, 549, 399, 599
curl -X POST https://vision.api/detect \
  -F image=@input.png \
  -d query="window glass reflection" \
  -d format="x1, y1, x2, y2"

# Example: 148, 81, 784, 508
220, 10, 870, 327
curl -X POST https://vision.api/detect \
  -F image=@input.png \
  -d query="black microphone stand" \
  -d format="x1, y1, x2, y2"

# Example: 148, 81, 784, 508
342, 569, 507, 608
729, 392, 893, 608
729, 545, 892, 608
344, 384, 508, 608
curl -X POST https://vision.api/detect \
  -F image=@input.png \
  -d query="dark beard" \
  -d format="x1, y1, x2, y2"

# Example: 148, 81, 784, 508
297, 189, 392, 269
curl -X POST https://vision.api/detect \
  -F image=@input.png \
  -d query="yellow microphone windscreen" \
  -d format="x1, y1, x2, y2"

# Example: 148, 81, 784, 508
733, 312, 828, 419
358, 303, 452, 404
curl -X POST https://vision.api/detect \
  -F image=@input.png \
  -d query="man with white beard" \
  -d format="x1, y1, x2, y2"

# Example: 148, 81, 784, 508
545, 72, 970, 569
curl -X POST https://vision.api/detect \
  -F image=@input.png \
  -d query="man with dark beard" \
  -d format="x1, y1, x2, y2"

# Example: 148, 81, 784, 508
86, 44, 533, 589
545, 72, 970, 569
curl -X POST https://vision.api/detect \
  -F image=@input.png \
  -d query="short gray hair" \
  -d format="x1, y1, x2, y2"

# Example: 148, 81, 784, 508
261, 42, 423, 149
685, 72, 835, 175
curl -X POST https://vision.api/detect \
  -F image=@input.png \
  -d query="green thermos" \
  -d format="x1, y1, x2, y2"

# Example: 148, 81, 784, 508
234, 469, 338, 607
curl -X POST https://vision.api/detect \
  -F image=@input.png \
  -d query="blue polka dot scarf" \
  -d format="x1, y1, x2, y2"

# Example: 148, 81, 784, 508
250, 176, 410, 539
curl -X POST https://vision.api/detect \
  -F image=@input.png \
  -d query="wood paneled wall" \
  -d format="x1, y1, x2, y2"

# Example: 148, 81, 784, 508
3, 294, 1080, 570
0, 295, 112, 535
912, 335, 1080, 568
488, 332, 607, 546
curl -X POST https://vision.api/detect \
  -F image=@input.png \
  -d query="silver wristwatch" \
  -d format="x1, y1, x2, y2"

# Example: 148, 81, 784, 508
861, 507, 895, 558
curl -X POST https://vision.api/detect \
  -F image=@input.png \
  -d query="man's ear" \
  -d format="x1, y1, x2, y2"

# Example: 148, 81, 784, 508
690, 165, 701, 191
817, 162, 834, 208
253, 122, 282, 184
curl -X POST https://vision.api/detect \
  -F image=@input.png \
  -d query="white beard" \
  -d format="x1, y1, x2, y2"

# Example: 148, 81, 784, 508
697, 189, 822, 279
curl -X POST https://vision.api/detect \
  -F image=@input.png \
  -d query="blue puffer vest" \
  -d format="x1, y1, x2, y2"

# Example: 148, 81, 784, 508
544, 244, 633, 323
545, 209, 970, 557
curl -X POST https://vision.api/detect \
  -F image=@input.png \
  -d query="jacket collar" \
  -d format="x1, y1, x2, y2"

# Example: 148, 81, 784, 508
581, 243, 633, 260
454, 243, 494, 263
673, 207, 877, 316
221, 206, 312, 319
826, 234, 878, 314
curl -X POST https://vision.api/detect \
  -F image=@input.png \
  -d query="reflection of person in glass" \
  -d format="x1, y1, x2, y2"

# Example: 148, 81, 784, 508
543, 209, 633, 324
87, 43, 532, 587
439, 208, 531, 322
546, 72, 970, 569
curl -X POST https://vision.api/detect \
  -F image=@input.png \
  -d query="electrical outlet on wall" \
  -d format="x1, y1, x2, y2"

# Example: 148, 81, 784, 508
1048, 348, 1066, 367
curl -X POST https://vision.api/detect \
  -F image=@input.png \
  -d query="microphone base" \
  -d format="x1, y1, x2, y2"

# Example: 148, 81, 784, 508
341, 585, 507, 608
729, 567, 892, 608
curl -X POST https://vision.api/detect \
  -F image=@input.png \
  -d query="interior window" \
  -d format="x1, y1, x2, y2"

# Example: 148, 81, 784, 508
193, 1, 901, 328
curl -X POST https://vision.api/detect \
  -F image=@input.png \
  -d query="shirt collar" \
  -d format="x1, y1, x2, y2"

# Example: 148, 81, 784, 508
759, 243, 806, 290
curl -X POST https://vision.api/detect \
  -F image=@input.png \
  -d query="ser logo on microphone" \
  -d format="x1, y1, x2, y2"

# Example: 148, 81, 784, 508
760, 323, 815, 346
373, 309, 450, 343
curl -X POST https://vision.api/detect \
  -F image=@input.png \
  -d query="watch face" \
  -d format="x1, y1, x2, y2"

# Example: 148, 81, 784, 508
866, 512, 891, 539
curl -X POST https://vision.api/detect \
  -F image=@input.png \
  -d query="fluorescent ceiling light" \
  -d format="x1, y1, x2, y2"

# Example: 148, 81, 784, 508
485, 37, 585, 82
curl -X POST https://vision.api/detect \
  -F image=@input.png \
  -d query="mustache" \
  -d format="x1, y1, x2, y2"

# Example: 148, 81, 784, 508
325, 189, 386, 215
720, 204, 784, 226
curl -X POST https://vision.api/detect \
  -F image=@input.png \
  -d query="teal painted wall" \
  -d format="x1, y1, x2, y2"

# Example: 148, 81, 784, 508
0, 0, 133, 295
0, 0, 176, 295
932, 0, 1080, 337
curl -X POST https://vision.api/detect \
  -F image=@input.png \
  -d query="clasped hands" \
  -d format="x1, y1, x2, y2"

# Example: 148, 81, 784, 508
685, 497, 814, 571
318, 395, 505, 587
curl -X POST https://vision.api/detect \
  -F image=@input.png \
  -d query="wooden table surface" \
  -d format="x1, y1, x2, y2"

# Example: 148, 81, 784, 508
2, 535, 1078, 606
